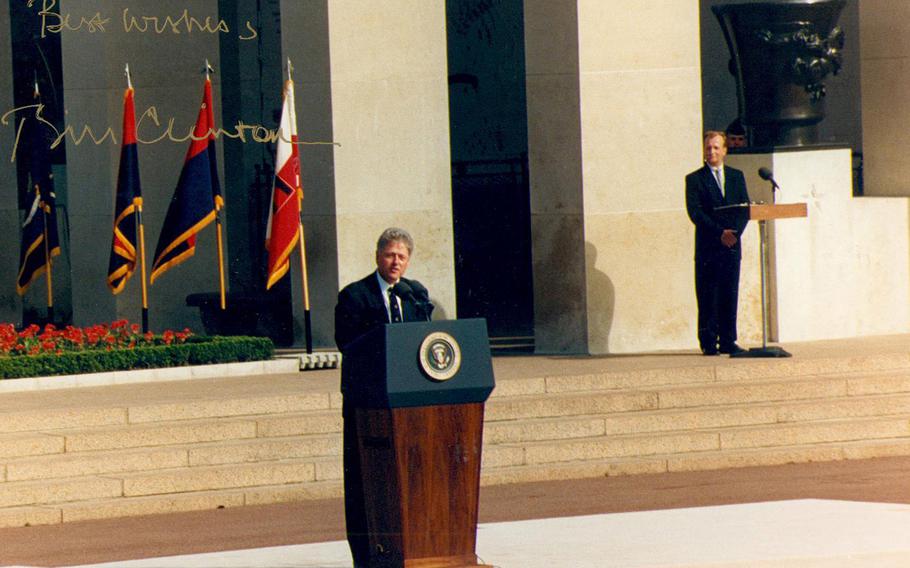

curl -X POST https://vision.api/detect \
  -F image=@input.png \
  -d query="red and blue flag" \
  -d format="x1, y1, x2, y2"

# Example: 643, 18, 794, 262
150, 77, 223, 283
108, 86, 142, 293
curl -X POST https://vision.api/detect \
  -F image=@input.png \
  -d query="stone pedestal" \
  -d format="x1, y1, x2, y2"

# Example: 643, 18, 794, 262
728, 149, 910, 342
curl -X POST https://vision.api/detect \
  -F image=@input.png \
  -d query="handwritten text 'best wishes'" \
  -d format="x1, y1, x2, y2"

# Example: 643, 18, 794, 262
29, 0, 258, 41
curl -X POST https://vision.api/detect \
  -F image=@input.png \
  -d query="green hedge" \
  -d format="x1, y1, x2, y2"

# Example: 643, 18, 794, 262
0, 336, 274, 379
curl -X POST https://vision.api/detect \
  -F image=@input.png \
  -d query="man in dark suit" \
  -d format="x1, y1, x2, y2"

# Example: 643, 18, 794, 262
685, 131, 750, 356
334, 227, 431, 567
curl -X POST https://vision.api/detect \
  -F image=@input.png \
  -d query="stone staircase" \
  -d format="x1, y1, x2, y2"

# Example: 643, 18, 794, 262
3, 344, 910, 527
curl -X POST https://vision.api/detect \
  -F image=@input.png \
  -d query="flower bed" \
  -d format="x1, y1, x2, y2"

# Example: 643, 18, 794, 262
0, 321, 274, 379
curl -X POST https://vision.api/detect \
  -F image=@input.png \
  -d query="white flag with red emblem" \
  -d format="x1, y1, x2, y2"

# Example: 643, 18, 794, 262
265, 79, 303, 290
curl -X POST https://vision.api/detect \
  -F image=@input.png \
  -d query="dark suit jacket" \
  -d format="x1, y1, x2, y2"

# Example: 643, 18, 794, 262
685, 164, 750, 264
334, 272, 429, 354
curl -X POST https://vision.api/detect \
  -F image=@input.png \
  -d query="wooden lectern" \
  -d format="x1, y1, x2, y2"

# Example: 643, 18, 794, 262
342, 318, 495, 568
733, 202, 808, 358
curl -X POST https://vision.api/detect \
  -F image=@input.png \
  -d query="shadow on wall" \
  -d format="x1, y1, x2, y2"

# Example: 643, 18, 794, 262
585, 241, 615, 352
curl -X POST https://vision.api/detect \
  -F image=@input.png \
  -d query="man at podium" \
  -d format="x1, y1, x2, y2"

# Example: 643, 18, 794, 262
685, 131, 750, 356
335, 227, 432, 351
334, 226, 432, 566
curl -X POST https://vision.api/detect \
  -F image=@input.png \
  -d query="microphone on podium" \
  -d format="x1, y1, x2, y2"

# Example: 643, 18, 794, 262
390, 281, 434, 321
758, 167, 781, 191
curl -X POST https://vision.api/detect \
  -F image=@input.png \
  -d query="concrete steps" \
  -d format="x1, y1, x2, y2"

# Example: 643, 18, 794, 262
3, 345, 910, 526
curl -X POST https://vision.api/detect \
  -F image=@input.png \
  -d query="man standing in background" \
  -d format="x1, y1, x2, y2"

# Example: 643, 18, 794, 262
685, 131, 750, 356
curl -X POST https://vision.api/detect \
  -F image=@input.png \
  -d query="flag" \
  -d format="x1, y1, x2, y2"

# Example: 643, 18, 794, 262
150, 77, 223, 283
107, 86, 142, 294
265, 79, 303, 290
16, 90, 60, 296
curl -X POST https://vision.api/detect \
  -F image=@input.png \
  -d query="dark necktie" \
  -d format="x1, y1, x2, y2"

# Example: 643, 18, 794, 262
389, 288, 402, 323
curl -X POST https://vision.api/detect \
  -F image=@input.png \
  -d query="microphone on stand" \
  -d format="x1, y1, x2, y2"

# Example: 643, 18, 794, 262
390, 281, 434, 321
758, 167, 781, 191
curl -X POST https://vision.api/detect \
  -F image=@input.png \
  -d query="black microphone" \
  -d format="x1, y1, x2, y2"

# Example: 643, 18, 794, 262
390, 280, 414, 300
391, 281, 434, 321
758, 167, 780, 191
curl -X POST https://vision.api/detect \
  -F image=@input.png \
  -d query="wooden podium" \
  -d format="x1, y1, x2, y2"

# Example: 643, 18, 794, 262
342, 319, 495, 568
733, 202, 808, 358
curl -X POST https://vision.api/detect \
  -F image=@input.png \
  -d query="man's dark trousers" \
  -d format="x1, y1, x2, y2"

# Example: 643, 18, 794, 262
695, 248, 741, 351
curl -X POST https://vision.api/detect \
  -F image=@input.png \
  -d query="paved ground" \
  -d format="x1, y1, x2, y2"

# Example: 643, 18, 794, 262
62, 500, 910, 567
3, 455, 910, 567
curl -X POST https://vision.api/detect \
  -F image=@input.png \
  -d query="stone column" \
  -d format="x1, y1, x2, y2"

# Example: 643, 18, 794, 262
525, 1, 704, 354
283, 0, 457, 341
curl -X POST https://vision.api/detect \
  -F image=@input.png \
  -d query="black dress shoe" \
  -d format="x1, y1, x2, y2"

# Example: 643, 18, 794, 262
702, 347, 719, 356
719, 343, 745, 355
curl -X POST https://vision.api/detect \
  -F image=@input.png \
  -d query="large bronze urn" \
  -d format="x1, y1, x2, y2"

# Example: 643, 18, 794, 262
713, 0, 846, 147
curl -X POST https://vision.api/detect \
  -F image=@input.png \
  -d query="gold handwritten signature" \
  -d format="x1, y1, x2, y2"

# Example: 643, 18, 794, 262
30, 0, 258, 41
0, 103, 339, 163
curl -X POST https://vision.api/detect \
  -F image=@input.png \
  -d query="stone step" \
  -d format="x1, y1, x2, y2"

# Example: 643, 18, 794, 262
479, 437, 910, 486
126, 392, 333, 424
488, 366, 718, 398
60, 417, 260, 453
186, 435, 341, 467
489, 352, 910, 397
2, 436, 343, 483
483, 393, 910, 444
0, 431, 65, 460
0, 374, 339, 429
53, 479, 344, 525
485, 375, 852, 422
4, 446, 189, 482
0, 475, 122, 508
0, 407, 128, 434
486, 414, 910, 467
255, 410, 343, 437
718, 415, 910, 450
116, 459, 318, 498
0, 505, 62, 528
656, 376, 850, 409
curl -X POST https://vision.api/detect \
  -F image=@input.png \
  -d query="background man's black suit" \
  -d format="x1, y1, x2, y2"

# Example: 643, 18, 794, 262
685, 163, 750, 353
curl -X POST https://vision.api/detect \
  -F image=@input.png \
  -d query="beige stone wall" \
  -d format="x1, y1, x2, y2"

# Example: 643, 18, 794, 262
524, 0, 588, 353
325, 1, 456, 319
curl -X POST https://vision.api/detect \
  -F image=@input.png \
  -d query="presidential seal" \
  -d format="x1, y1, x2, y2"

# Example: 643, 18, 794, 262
418, 331, 462, 381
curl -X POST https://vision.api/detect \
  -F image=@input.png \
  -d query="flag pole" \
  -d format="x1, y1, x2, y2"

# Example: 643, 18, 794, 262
206, 60, 227, 311
137, 207, 149, 332
42, 201, 54, 324
297, 221, 312, 354
288, 59, 313, 354
126, 64, 150, 333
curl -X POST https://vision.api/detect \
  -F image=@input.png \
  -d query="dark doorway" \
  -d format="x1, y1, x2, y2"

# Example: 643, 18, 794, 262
446, 0, 534, 352
9, 0, 72, 327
